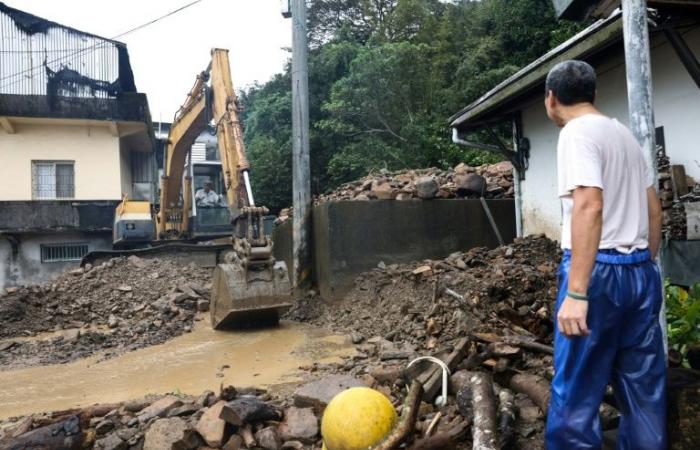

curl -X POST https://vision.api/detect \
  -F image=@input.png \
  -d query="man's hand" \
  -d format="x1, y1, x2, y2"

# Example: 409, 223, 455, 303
557, 296, 590, 337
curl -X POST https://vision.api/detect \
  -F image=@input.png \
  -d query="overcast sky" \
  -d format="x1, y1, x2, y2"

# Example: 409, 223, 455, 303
8, 0, 292, 121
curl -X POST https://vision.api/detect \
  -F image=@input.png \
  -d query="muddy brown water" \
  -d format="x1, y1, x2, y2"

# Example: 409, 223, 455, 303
0, 318, 354, 420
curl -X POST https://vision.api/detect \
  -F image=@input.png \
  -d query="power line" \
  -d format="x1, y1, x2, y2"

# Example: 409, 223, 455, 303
0, 0, 206, 89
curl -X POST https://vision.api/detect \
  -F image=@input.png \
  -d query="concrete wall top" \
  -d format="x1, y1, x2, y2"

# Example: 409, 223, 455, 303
519, 27, 700, 239
272, 199, 516, 301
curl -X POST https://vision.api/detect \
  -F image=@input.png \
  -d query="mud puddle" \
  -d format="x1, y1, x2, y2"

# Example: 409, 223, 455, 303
0, 319, 354, 420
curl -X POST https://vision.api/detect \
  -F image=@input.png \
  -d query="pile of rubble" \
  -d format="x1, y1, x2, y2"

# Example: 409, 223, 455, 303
0, 256, 211, 368
0, 386, 323, 450
657, 147, 700, 239
0, 237, 565, 450
277, 162, 514, 223
289, 235, 560, 353
1, 236, 632, 450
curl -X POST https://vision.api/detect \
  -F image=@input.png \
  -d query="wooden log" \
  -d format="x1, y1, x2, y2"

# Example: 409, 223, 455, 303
469, 372, 498, 450
369, 380, 423, 450
497, 388, 516, 449
421, 338, 470, 402
473, 332, 553, 356
451, 371, 474, 419
671, 165, 689, 198
507, 373, 551, 414
2, 415, 83, 450
406, 419, 469, 450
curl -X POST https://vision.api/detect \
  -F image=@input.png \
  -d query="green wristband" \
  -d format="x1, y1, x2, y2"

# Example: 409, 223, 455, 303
567, 290, 589, 301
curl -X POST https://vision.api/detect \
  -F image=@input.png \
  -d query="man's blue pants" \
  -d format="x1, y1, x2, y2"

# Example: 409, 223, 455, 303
545, 249, 666, 450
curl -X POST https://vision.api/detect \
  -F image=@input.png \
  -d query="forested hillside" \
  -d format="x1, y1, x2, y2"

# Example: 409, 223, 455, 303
240, 0, 584, 212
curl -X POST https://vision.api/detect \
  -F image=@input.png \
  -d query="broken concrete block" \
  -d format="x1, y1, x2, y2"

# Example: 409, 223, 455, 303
293, 375, 365, 411
278, 407, 318, 443
370, 181, 397, 200
95, 432, 127, 450
196, 400, 229, 447
255, 426, 282, 450
454, 173, 486, 196
95, 418, 115, 436
369, 366, 403, 384
222, 434, 244, 450
415, 176, 438, 199
137, 396, 183, 423
143, 417, 201, 450
196, 299, 210, 312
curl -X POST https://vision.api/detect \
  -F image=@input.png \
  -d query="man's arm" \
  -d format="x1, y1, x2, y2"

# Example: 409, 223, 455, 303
558, 186, 603, 337
647, 187, 662, 259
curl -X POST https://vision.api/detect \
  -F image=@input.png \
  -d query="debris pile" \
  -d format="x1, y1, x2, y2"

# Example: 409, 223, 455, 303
283, 235, 564, 449
289, 235, 560, 352
277, 162, 514, 223
0, 236, 634, 450
657, 147, 699, 239
0, 255, 211, 368
0, 386, 322, 450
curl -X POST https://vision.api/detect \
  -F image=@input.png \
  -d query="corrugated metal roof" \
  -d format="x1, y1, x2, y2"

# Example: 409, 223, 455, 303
0, 2, 133, 98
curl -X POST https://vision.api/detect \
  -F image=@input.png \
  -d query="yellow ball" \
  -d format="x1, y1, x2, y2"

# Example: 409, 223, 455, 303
321, 387, 397, 450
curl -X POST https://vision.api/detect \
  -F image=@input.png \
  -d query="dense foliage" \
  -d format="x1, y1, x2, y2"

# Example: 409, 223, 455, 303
241, 0, 584, 212
666, 280, 700, 366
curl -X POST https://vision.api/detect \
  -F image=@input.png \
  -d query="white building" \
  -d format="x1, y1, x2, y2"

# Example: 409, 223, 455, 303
450, 7, 700, 284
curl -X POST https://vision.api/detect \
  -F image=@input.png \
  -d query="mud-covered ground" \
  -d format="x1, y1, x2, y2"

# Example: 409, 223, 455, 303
0, 256, 211, 369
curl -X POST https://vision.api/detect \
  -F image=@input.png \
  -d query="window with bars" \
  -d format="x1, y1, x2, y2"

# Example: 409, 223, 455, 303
32, 161, 75, 199
40, 243, 89, 263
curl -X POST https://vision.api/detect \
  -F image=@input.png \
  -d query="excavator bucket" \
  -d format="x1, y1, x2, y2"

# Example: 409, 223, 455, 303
210, 260, 292, 329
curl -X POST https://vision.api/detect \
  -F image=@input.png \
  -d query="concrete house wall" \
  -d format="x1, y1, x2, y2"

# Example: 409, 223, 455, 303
0, 122, 123, 201
518, 27, 700, 240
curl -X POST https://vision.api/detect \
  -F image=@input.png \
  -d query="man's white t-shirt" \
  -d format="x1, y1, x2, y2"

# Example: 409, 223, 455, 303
557, 114, 654, 252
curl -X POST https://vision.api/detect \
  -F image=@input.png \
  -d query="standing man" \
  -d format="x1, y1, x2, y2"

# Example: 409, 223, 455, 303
543, 60, 666, 450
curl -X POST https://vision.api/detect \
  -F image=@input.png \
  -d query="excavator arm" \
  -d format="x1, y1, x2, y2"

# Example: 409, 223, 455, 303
158, 48, 255, 240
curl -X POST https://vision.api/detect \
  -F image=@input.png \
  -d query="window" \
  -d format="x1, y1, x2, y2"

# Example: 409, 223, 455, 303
32, 161, 74, 199
40, 243, 89, 263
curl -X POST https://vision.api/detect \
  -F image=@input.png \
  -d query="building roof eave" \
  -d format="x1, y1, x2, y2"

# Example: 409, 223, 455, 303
449, 10, 623, 131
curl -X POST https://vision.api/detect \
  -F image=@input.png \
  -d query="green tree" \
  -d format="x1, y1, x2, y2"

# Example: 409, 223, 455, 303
241, 0, 586, 212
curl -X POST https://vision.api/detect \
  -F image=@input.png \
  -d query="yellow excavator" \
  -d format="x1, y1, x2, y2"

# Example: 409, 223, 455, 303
85, 49, 291, 329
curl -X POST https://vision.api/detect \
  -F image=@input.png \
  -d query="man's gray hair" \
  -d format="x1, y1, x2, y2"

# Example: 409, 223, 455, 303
545, 60, 596, 105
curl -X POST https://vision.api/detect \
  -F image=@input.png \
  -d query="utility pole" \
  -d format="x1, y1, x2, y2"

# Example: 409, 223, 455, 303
620, 0, 668, 352
621, 0, 657, 182
289, 0, 312, 289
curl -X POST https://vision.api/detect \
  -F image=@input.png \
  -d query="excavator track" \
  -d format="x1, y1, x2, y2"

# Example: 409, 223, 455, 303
81, 243, 232, 268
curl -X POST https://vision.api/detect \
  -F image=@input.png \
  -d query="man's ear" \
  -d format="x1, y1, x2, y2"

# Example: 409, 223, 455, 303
545, 90, 556, 108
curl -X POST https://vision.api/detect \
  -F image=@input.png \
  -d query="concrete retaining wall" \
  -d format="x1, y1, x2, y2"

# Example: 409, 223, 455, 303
274, 199, 516, 300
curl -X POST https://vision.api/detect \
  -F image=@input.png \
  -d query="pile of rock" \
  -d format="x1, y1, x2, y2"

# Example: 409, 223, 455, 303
317, 162, 514, 203
276, 162, 514, 224
289, 235, 560, 353
0, 255, 212, 368
0, 385, 323, 450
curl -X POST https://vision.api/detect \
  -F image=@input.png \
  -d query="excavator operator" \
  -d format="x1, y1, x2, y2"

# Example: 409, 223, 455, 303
195, 182, 221, 207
